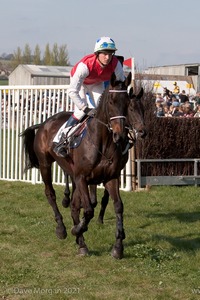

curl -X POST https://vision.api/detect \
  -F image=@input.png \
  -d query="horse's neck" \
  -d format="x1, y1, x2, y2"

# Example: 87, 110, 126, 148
86, 114, 111, 154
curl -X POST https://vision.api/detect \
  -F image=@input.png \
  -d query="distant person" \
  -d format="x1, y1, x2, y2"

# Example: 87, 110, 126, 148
173, 81, 180, 95
171, 95, 179, 106
154, 98, 164, 117
163, 95, 172, 107
192, 92, 200, 105
183, 103, 194, 117
163, 87, 170, 98
194, 104, 200, 117
155, 93, 164, 103
171, 101, 183, 117
163, 105, 172, 117
179, 90, 189, 104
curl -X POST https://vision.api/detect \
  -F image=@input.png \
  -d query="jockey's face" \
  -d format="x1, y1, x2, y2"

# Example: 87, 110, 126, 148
97, 51, 114, 66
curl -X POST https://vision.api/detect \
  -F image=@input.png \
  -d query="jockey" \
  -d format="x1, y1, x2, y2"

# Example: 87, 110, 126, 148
53, 36, 125, 157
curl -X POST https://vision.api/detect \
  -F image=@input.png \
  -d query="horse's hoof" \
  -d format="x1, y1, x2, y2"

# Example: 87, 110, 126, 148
71, 226, 77, 236
78, 247, 89, 256
62, 198, 70, 208
111, 247, 123, 259
56, 227, 67, 239
91, 201, 97, 208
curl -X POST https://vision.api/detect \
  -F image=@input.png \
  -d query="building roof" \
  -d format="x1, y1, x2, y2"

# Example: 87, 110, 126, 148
147, 62, 200, 69
17, 64, 73, 77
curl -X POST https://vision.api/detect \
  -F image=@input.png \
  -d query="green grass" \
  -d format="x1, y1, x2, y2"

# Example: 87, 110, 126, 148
1, 181, 200, 299
0, 79, 8, 85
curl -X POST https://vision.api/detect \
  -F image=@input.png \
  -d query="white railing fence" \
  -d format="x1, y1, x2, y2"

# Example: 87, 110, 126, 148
0, 85, 133, 191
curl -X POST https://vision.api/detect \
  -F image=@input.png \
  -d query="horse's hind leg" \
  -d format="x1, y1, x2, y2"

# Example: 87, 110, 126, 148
62, 173, 71, 208
40, 164, 67, 239
97, 188, 109, 224
89, 185, 109, 224
89, 185, 98, 208
105, 179, 125, 259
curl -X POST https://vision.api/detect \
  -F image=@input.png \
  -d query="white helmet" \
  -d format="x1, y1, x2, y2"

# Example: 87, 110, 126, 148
94, 36, 117, 53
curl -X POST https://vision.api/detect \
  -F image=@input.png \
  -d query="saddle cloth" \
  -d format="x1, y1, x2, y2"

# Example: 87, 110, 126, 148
53, 118, 88, 149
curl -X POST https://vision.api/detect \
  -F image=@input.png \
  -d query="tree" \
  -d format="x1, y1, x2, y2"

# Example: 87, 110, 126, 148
51, 43, 59, 65
12, 47, 23, 69
11, 42, 70, 68
33, 44, 41, 65
23, 43, 32, 64
43, 43, 51, 65
58, 44, 70, 66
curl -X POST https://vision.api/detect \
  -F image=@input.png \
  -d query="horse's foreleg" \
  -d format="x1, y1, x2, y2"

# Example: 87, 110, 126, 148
70, 190, 89, 255
40, 165, 67, 239
105, 179, 125, 259
97, 188, 109, 224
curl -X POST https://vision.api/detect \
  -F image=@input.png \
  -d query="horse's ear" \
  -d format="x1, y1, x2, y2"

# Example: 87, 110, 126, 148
136, 87, 144, 100
125, 72, 132, 87
129, 87, 134, 98
110, 72, 117, 87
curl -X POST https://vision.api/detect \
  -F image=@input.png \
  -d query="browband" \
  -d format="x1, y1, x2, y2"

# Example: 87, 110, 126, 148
109, 90, 127, 93
110, 116, 126, 120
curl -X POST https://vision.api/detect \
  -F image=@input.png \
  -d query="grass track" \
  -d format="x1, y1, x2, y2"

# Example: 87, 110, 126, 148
1, 181, 200, 299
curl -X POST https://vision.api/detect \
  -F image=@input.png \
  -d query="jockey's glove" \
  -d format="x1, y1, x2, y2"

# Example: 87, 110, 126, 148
83, 107, 97, 117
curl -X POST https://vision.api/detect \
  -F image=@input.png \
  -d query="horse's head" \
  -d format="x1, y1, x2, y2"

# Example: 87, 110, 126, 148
127, 87, 147, 140
107, 72, 132, 143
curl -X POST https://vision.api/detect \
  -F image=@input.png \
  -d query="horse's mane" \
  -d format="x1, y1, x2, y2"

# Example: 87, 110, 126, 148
95, 85, 109, 118
96, 78, 127, 118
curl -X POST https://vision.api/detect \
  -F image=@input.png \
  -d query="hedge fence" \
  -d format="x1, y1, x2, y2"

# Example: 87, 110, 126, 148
135, 93, 200, 176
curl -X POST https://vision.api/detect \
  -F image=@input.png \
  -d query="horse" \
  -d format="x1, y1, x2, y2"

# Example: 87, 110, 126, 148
62, 87, 146, 224
97, 87, 146, 223
20, 72, 145, 259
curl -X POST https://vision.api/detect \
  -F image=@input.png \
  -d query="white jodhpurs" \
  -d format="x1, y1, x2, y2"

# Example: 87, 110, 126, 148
70, 81, 105, 120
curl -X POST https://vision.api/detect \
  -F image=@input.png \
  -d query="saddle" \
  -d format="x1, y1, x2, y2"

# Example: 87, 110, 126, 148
68, 121, 88, 149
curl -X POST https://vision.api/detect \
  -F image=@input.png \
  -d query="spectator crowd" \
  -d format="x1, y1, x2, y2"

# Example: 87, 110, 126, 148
154, 82, 200, 118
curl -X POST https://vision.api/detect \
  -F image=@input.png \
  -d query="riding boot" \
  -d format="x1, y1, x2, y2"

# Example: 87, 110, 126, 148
53, 115, 78, 157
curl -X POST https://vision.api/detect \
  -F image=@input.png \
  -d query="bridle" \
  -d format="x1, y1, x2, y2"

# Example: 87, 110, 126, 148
107, 89, 129, 130
91, 89, 129, 131
86, 88, 130, 162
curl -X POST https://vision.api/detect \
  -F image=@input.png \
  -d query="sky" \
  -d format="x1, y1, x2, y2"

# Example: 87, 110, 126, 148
1, 0, 200, 70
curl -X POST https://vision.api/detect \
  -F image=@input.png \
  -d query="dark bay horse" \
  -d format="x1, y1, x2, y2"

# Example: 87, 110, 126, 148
21, 72, 145, 258
63, 87, 146, 224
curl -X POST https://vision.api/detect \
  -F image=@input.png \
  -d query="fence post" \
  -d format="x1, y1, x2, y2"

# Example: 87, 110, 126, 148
131, 146, 136, 190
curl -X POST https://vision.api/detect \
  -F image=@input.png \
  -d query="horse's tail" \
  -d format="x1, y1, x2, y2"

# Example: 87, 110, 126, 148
19, 124, 41, 171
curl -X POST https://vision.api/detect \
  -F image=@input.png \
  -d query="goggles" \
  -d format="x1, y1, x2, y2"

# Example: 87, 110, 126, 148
99, 42, 116, 49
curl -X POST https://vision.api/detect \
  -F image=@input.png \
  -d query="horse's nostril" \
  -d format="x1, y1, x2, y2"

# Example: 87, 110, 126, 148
113, 132, 127, 143
113, 132, 120, 143
113, 133, 119, 143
